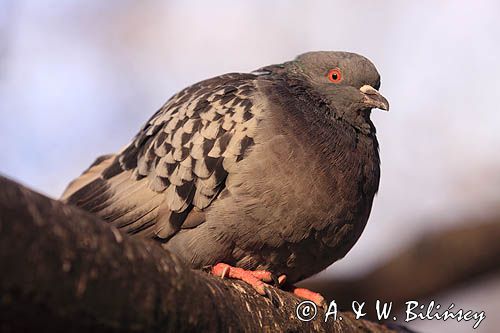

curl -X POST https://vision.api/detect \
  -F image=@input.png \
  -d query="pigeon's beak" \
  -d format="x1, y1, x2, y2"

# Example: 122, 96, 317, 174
360, 85, 389, 111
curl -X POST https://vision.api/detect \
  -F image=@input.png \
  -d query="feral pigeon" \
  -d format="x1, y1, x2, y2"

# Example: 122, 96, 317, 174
62, 51, 389, 303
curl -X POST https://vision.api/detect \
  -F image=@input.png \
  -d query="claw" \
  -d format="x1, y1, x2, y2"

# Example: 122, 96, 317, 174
264, 286, 281, 307
220, 265, 229, 279
271, 274, 287, 287
264, 287, 274, 304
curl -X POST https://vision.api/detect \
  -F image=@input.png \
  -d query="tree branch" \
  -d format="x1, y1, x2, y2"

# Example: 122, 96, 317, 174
0, 176, 397, 332
306, 216, 500, 319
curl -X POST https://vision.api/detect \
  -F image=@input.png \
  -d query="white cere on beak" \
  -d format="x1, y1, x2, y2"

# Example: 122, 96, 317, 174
359, 85, 378, 94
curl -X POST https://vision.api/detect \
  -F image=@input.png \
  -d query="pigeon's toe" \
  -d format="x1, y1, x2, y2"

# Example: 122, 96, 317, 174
290, 287, 326, 308
211, 263, 269, 295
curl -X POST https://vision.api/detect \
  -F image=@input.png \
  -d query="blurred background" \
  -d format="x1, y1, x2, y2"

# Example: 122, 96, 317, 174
1, 1, 499, 331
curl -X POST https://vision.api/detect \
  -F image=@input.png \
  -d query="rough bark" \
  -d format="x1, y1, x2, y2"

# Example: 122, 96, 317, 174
0, 176, 396, 333
306, 216, 500, 320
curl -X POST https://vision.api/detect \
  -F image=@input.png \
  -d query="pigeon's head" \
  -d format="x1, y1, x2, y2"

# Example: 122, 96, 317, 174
289, 51, 389, 112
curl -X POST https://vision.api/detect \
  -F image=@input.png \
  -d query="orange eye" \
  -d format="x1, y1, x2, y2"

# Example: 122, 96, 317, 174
327, 68, 342, 83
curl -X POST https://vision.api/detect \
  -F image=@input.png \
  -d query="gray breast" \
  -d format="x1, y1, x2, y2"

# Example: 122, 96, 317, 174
167, 83, 380, 282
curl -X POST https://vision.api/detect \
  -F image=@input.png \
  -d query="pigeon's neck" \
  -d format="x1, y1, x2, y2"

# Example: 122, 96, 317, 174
336, 108, 377, 136
258, 74, 379, 162
276, 74, 377, 136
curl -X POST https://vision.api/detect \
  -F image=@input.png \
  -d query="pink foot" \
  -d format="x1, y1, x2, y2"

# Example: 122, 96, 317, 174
210, 263, 324, 307
211, 263, 274, 295
288, 286, 326, 307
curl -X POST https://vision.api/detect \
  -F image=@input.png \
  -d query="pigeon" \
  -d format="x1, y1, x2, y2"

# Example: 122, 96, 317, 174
62, 51, 389, 305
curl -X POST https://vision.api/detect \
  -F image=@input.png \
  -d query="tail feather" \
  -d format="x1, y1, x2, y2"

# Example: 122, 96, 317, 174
62, 154, 163, 236
61, 154, 115, 201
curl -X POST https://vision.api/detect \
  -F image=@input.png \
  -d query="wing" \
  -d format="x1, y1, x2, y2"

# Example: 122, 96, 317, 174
63, 73, 264, 240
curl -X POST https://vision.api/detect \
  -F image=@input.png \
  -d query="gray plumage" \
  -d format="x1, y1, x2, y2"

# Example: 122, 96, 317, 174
62, 51, 389, 283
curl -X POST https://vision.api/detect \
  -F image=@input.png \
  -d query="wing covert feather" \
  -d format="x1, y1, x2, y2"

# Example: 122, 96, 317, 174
65, 73, 264, 240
